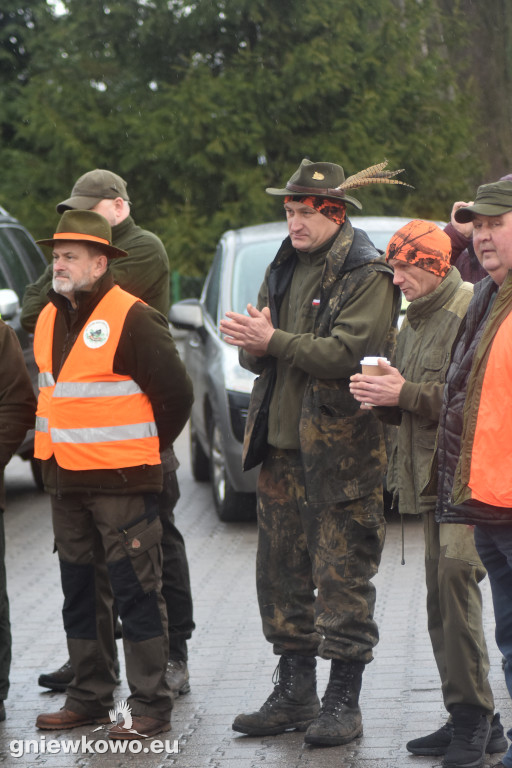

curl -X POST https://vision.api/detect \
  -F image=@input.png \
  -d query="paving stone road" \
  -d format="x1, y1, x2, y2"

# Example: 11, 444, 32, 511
0, 428, 509, 768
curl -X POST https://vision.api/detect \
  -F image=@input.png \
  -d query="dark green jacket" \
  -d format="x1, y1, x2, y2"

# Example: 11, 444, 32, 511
384, 268, 473, 516
21, 215, 170, 332
0, 322, 37, 509
241, 219, 400, 504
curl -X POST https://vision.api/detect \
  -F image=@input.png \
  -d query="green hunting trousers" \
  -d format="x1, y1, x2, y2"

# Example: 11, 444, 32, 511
423, 511, 494, 715
256, 449, 386, 664
51, 491, 172, 721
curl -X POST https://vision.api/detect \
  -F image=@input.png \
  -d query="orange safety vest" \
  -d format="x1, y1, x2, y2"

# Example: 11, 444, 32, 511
33, 285, 160, 471
469, 309, 512, 507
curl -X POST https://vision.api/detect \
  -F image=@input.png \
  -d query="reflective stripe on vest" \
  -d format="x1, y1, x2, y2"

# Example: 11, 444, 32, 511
51, 422, 158, 444
33, 285, 160, 471
38, 372, 56, 388
53, 380, 143, 398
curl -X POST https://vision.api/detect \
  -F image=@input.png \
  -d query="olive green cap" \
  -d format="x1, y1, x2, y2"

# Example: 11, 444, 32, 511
56, 169, 130, 214
454, 180, 512, 222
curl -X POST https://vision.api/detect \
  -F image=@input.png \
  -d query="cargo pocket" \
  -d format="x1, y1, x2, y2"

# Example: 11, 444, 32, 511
119, 515, 163, 592
109, 515, 165, 642
347, 503, 386, 579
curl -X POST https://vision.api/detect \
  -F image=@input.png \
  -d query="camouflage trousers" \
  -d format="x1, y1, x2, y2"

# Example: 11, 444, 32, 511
256, 449, 386, 664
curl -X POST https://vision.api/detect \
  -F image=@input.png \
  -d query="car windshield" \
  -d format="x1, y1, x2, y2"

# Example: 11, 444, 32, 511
362, 230, 397, 251
231, 239, 283, 315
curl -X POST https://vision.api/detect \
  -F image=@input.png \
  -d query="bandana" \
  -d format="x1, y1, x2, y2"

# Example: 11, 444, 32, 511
386, 219, 451, 277
284, 195, 346, 226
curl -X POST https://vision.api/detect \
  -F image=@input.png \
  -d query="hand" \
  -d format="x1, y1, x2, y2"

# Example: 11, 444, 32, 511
349, 358, 405, 407
450, 201, 474, 239
219, 304, 274, 357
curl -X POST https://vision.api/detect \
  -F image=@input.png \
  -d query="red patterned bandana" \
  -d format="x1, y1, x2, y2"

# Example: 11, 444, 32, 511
284, 195, 346, 226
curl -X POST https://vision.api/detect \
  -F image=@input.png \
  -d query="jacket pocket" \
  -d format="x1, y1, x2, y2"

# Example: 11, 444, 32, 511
422, 348, 447, 374
312, 383, 360, 418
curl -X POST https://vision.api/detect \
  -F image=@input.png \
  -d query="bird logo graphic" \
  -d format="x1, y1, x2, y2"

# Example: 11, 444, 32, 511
109, 699, 133, 730
83, 319, 110, 348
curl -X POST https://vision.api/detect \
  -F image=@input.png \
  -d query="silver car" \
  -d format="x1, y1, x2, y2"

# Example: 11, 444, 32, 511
169, 216, 441, 521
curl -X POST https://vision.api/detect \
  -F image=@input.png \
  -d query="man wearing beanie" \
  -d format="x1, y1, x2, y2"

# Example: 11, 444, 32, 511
220, 158, 403, 746
350, 219, 506, 768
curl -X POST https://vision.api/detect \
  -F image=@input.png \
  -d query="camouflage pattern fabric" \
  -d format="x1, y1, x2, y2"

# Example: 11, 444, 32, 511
256, 450, 386, 664
243, 219, 400, 503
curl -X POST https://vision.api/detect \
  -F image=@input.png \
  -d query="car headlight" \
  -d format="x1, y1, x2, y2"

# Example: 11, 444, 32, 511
222, 346, 256, 394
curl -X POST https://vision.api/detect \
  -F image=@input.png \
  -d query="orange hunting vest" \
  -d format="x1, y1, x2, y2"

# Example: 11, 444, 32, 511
33, 285, 160, 471
469, 309, 512, 507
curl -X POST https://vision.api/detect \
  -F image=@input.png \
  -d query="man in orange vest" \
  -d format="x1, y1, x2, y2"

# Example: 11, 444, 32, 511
33, 209, 193, 739
22, 169, 195, 699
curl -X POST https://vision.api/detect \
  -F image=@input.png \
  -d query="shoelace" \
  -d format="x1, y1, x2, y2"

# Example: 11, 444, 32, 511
265, 659, 297, 708
320, 669, 357, 715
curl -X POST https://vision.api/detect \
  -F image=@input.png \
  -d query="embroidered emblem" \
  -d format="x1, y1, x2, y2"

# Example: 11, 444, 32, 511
312, 171, 325, 180
131, 538, 141, 549
83, 320, 110, 349
312, 298, 320, 307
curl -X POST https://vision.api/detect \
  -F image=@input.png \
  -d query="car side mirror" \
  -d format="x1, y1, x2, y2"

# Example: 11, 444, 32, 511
169, 299, 204, 331
0, 288, 20, 320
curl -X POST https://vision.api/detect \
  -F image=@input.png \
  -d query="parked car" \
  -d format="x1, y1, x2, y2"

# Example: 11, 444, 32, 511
0, 206, 48, 486
169, 216, 444, 522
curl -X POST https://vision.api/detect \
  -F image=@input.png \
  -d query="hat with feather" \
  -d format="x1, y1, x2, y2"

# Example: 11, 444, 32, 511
266, 158, 412, 210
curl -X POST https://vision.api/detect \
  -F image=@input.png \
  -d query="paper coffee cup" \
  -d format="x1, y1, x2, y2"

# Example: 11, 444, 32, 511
360, 356, 390, 376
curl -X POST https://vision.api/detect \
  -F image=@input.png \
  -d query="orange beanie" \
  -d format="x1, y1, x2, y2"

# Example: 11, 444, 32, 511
386, 219, 451, 277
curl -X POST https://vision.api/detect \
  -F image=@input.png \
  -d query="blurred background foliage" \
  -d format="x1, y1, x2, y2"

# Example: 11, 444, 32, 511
0, 0, 511, 277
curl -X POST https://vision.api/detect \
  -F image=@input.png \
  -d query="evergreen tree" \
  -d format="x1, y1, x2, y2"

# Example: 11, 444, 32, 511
0, 0, 483, 276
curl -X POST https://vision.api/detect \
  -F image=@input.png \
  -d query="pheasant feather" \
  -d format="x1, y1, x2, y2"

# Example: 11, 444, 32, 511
336, 160, 413, 191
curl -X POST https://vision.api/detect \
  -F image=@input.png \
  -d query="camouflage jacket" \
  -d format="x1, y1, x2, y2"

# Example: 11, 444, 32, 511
241, 219, 400, 504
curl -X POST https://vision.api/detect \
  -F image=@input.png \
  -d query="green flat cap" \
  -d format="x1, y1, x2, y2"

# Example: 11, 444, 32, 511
455, 180, 512, 222
56, 169, 130, 214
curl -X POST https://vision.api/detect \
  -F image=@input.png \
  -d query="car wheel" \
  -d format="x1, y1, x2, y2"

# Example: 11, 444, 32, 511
30, 456, 45, 492
209, 420, 255, 522
190, 424, 209, 482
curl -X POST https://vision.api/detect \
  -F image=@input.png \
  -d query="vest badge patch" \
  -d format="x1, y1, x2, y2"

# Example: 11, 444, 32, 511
83, 319, 110, 349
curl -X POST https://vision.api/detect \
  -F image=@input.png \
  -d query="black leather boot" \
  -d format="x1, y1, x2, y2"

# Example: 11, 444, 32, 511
304, 659, 364, 747
232, 655, 320, 736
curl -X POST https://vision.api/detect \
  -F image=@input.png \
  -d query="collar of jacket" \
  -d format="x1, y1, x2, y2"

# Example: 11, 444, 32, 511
405, 268, 463, 329
466, 270, 512, 383
267, 218, 391, 326
48, 270, 115, 324
272, 218, 390, 280
112, 214, 135, 241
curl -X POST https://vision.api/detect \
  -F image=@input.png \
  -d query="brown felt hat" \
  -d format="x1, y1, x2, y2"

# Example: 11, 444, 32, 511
37, 210, 128, 258
266, 159, 363, 209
